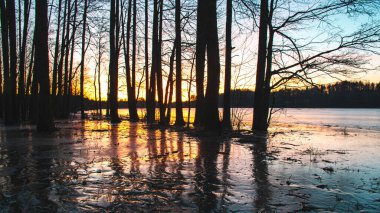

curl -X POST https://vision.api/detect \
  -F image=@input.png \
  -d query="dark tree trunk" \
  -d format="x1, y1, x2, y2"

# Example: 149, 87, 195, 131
7, 0, 18, 123
67, 0, 78, 116
194, 0, 206, 126
222, 0, 232, 130
0, 48, 2, 118
157, 0, 165, 124
0, 0, 11, 124
145, 0, 149, 115
165, 44, 176, 124
203, 0, 221, 131
52, 0, 62, 101
262, 28, 274, 126
35, 0, 55, 131
130, 0, 139, 121
109, 0, 121, 123
18, 0, 31, 121
147, 0, 159, 122
62, 0, 72, 118
56, 0, 68, 117
174, 0, 185, 126
252, 0, 269, 132
80, 0, 88, 119
25, 38, 34, 119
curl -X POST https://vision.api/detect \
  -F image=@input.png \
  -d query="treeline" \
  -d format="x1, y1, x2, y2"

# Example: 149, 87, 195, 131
223, 81, 380, 108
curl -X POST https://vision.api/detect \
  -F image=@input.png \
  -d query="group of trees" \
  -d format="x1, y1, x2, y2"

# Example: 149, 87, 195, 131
0, 0, 379, 132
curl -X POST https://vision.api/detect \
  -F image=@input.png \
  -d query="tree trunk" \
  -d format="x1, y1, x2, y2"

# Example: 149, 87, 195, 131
67, 0, 78, 116
174, 0, 185, 126
147, 0, 159, 122
252, 0, 269, 132
194, 0, 206, 126
203, 0, 221, 131
7, 0, 18, 123
0, 0, 11, 124
222, 0, 232, 130
56, 0, 69, 117
35, 0, 55, 131
156, 0, 165, 124
80, 0, 88, 119
0, 48, 2, 118
129, 0, 139, 121
62, 0, 72, 118
52, 0, 62, 102
18, 0, 31, 121
165, 44, 176, 124
109, 0, 121, 123
145, 0, 149, 116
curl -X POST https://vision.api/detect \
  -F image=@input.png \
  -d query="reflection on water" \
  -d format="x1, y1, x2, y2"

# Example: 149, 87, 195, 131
0, 119, 379, 212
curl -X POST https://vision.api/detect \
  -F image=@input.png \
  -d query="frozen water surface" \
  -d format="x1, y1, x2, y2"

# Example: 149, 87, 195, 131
0, 109, 379, 212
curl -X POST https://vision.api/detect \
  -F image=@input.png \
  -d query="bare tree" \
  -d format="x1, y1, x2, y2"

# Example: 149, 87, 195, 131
35, 0, 55, 131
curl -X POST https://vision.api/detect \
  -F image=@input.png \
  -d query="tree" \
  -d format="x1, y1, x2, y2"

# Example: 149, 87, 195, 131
35, 0, 55, 131
252, 0, 380, 132
203, 0, 221, 131
147, 0, 159, 122
174, 0, 185, 126
7, 0, 18, 123
0, 0, 11, 124
222, 0, 233, 130
80, 0, 88, 119
109, 0, 121, 123
252, 0, 268, 132
18, 0, 31, 121
194, 0, 206, 126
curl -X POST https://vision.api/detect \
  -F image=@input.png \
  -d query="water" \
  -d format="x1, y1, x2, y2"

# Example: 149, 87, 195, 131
0, 109, 379, 212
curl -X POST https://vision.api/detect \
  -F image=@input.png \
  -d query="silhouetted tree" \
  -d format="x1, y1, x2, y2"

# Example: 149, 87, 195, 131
109, 0, 121, 123
203, 0, 221, 131
8, 0, 18, 123
35, 0, 55, 131
175, 0, 185, 126
222, 0, 232, 130
0, 0, 11, 124
80, 0, 88, 119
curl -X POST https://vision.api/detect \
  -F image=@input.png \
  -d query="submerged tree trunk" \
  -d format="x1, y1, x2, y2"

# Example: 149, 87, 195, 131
252, 0, 269, 132
156, 0, 165, 124
62, 0, 72, 118
109, 0, 121, 123
18, 0, 31, 121
35, 0, 55, 131
203, 0, 221, 131
194, 0, 206, 126
147, 0, 159, 123
165, 44, 176, 124
0, 0, 11, 124
80, 0, 88, 119
130, 0, 139, 121
175, 0, 185, 126
144, 0, 149, 116
52, 0, 62, 105
222, 0, 232, 130
67, 0, 78, 116
8, 0, 18, 123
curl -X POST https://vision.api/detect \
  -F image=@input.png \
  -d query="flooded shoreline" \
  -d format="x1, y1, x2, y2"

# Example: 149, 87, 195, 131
0, 109, 380, 212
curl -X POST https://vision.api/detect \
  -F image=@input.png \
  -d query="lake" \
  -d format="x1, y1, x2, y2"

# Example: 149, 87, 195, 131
0, 108, 379, 211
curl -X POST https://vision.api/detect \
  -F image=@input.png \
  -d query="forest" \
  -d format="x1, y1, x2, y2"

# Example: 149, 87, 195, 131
0, 0, 379, 132
1, 0, 380, 212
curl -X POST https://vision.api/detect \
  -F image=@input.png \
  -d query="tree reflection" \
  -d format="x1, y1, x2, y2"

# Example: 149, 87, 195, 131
193, 138, 221, 211
252, 137, 271, 211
